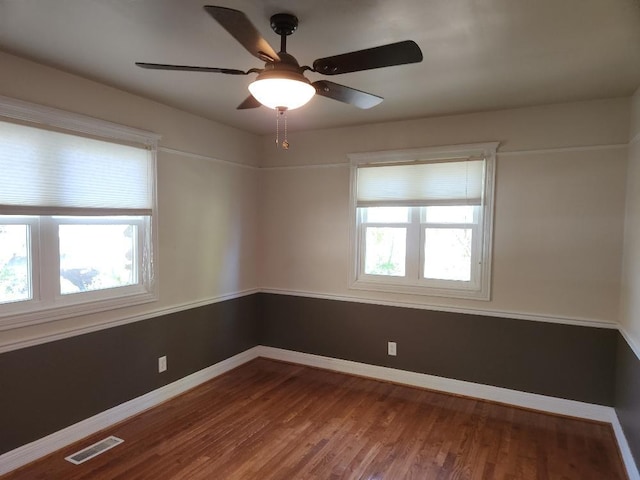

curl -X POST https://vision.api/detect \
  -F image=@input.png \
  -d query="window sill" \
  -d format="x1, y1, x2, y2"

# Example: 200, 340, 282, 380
350, 278, 490, 301
0, 289, 158, 331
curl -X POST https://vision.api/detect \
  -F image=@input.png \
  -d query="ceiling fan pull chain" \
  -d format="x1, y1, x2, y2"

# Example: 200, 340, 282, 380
275, 107, 289, 149
282, 109, 289, 149
275, 107, 280, 147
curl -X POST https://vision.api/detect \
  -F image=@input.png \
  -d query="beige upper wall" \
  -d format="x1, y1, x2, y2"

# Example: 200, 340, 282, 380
620, 86, 640, 349
261, 98, 630, 168
0, 51, 260, 351
0, 51, 261, 167
259, 98, 630, 324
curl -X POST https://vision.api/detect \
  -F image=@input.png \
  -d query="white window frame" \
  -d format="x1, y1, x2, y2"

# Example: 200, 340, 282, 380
0, 95, 161, 330
348, 142, 498, 300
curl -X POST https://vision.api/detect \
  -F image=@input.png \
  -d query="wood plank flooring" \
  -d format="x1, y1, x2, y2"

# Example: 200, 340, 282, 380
2, 358, 627, 480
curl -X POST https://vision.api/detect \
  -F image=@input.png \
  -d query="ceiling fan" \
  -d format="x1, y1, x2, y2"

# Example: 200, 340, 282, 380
136, 5, 423, 112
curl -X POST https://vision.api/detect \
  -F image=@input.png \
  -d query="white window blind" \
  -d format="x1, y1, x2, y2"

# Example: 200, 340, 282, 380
356, 159, 485, 207
0, 120, 153, 215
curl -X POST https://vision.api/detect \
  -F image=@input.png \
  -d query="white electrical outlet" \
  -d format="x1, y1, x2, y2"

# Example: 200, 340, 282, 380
158, 356, 167, 373
388, 341, 397, 356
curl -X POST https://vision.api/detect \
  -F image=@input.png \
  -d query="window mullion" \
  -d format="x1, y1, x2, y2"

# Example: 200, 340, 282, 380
361, 222, 410, 228
405, 207, 421, 280
357, 219, 366, 278
470, 220, 482, 286
422, 222, 475, 229
38, 216, 60, 302
135, 222, 143, 285
28, 218, 41, 304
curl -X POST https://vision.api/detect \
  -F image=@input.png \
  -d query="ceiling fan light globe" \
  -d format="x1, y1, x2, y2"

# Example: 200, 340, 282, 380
249, 78, 315, 110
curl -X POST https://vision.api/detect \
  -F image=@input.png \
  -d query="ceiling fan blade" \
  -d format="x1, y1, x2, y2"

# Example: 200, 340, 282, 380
313, 40, 423, 75
237, 95, 262, 110
204, 6, 280, 63
135, 62, 249, 75
313, 81, 383, 109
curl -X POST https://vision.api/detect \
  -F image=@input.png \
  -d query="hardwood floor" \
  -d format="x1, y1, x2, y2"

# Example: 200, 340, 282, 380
3, 358, 627, 480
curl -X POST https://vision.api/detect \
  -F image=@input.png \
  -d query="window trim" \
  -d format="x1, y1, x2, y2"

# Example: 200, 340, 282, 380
0, 95, 161, 330
348, 142, 498, 300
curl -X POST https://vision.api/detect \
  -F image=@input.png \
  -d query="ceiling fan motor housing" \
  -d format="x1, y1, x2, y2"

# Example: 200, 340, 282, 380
270, 13, 298, 36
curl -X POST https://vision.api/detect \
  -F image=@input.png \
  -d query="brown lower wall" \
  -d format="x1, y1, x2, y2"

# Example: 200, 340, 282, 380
0, 295, 260, 455
615, 334, 640, 467
2, 292, 633, 463
258, 293, 617, 406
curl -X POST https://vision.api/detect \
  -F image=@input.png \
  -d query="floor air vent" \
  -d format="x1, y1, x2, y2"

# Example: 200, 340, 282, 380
65, 436, 124, 465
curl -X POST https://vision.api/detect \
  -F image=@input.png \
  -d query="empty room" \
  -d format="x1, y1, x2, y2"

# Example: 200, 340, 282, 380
0, 1, 639, 479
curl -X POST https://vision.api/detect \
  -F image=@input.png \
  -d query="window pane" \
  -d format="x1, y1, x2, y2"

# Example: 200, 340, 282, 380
364, 227, 406, 276
0, 225, 31, 304
363, 207, 409, 223
424, 206, 475, 224
59, 224, 137, 295
424, 228, 472, 281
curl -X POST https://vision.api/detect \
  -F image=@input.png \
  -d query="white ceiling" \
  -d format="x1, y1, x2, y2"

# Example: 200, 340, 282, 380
1, 0, 639, 135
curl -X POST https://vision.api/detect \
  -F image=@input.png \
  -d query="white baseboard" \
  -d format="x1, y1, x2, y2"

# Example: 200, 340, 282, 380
255, 346, 611, 420
255, 346, 639, 480
2, 345, 637, 480
0, 346, 262, 476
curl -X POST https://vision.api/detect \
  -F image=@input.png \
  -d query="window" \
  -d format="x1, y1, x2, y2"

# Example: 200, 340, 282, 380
349, 143, 498, 300
0, 96, 159, 329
